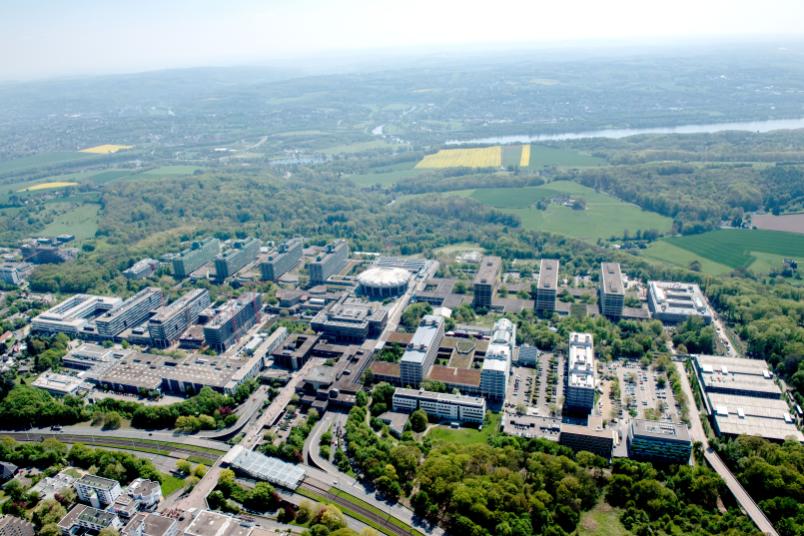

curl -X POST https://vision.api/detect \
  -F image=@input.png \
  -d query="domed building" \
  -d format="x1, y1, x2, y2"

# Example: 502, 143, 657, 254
357, 266, 411, 299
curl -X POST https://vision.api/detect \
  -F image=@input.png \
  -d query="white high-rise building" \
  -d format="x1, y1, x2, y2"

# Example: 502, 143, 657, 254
566, 332, 596, 412
480, 318, 516, 402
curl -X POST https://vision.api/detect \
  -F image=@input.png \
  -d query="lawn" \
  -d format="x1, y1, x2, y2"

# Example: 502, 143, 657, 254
0, 151, 97, 176
466, 181, 672, 242
40, 203, 100, 241
646, 229, 804, 273
348, 161, 424, 187
159, 472, 186, 497
641, 240, 733, 276
578, 502, 629, 536
426, 412, 501, 447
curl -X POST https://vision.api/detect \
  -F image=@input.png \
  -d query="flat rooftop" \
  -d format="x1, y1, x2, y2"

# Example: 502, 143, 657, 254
77, 474, 119, 490
473, 256, 502, 286
394, 387, 485, 408
600, 263, 624, 296
694, 354, 781, 397
427, 365, 481, 387
184, 510, 252, 536
708, 393, 804, 442
537, 259, 559, 291
400, 315, 443, 365
631, 419, 690, 442
222, 445, 305, 489
648, 281, 711, 318
150, 288, 208, 323
97, 287, 161, 322
568, 332, 595, 389
206, 293, 259, 329
32, 372, 83, 393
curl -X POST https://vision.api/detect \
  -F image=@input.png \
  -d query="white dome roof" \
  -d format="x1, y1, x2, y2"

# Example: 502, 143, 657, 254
357, 266, 411, 288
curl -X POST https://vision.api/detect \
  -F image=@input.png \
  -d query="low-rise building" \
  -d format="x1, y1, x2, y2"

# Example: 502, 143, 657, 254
0, 515, 35, 536
559, 416, 613, 459
392, 387, 486, 424
58, 504, 122, 535
32, 294, 122, 335
534, 259, 559, 316
516, 344, 539, 366
122, 512, 178, 536
74, 474, 122, 508
32, 372, 84, 396
183, 510, 252, 536
124, 258, 159, 280
62, 343, 118, 370
693, 354, 782, 399
127, 478, 162, 511
566, 332, 595, 413
627, 419, 692, 464
0, 262, 33, 286
648, 281, 713, 324
260, 237, 303, 281
599, 262, 624, 318
310, 297, 387, 343
707, 393, 804, 443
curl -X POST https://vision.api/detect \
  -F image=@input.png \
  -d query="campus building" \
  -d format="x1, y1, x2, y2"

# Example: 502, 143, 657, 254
123, 258, 159, 280
707, 393, 804, 443
260, 237, 303, 281
0, 262, 33, 286
20, 239, 77, 264
356, 266, 411, 299
202, 292, 262, 352
534, 259, 559, 316
473, 255, 501, 309
74, 474, 122, 508
627, 419, 692, 464
171, 238, 220, 278
310, 297, 387, 343
148, 289, 211, 348
308, 239, 349, 284
32, 372, 84, 396
58, 505, 122, 535
480, 318, 515, 402
214, 238, 261, 282
693, 354, 782, 399
121, 512, 178, 536
32, 294, 122, 335
647, 281, 713, 324
559, 416, 614, 460
95, 287, 163, 339
392, 387, 486, 424
566, 332, 596, 412
599, 262, 624, 318
400, 314, 445, 388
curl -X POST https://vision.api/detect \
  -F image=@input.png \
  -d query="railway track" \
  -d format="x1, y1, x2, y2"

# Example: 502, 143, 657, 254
300, 478, 423, 536
2, 431, 224, 463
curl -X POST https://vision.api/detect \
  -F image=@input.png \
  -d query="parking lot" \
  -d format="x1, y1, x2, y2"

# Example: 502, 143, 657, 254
608, 360, 679, 423
508, 352, 565, 418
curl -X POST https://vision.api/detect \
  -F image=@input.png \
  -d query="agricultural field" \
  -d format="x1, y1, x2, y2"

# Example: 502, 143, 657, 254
348, 161, 424, 187
40, 203, 100, 241
0, 151, 96, 176
464, 180, 672, 241
751, 212, 804, 234
641, 241, 732, 276
417, 146, 502, 169
17, 180, 78, 192
138, 166, 202, 178
645, 229, 804, 274
528, 145, 604, 167
79, 144, 133, 154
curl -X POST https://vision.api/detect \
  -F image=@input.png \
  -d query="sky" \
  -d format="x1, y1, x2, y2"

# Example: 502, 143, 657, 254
2, 0, 803, 81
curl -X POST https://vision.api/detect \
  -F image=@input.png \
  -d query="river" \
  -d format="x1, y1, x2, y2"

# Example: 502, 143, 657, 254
445, 117, 804, 145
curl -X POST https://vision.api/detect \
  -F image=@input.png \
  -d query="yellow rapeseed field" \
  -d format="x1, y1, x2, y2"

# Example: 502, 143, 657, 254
19, 181, 79, 192
416, 146, 502, 169
519, 144, 531, 167
80, 144, 133, 154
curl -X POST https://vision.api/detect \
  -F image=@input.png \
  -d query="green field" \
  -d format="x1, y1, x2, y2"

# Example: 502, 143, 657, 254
578, 502, 629, 536
426, 412, 501, 447
0, 151, 97, 176
501, 145, 524, 167
159, 472, 186, 497
465, 181, 672, 242
348, 161, 424, 187
529, 146, 604, 167
645, 229, 804, 274
322, 139, 400, 155
140, 165, 201, 177
40, 203, 100, 241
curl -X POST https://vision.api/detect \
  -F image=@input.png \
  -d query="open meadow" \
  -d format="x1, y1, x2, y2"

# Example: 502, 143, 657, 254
644, 229, 804, 274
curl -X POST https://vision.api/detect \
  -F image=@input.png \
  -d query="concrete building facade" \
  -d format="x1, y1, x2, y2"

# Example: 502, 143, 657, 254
648, 281, 713, 324
392, 387, 486, 424
260, 237, 303, 281
32, 295, 121, 335
203, 292, 262, 352
627, 419, 692, 464
96, 287, 163, 339
480, 318, 515, 402
473, 256, 501, 309
400, 315, 444, 388
214, 238, 261, 282
171, 238, 220, 278
308, 240, 349, 285
599, 262, 624, 318
566, 332, 596, 412
74, 474, 122, 508
534, 259, 559, 316
148, 289, 210, 348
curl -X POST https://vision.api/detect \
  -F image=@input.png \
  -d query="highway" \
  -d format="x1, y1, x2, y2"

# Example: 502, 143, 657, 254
674, 360, 779, 536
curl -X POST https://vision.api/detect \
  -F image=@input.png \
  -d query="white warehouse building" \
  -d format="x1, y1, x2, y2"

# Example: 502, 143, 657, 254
393, 387, 486, 424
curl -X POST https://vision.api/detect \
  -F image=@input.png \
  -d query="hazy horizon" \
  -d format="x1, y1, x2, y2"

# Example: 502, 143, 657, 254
2, 0, 804, 82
